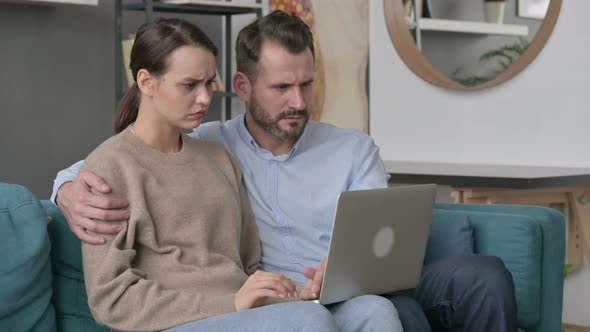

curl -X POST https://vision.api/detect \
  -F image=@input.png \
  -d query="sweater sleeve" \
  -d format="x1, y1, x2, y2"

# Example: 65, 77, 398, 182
227, 154, 261, 276
81, 151, 236, 332
238, 182, 262, 275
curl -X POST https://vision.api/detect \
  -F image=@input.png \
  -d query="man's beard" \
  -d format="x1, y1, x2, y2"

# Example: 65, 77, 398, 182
249, 95, 310, 141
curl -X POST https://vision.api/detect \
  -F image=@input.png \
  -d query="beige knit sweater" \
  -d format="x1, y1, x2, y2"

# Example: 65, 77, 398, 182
80, 127, 261, 332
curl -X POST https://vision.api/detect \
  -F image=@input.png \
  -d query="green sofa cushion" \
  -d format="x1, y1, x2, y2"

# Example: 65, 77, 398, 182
433, 209, 542, 329
0, 183, 56, 332
424, 215, 474, 265
41, 201, 108, 332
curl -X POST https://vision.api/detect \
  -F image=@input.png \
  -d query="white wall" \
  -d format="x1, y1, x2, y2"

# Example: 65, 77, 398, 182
370, 0, 590, 326
370, 1, 590, 168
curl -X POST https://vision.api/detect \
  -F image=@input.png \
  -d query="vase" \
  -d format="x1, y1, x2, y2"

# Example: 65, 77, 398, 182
484, 1, 505, 24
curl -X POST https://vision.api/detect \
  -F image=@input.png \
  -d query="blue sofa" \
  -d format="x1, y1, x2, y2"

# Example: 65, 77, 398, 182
0, 182, 565, 331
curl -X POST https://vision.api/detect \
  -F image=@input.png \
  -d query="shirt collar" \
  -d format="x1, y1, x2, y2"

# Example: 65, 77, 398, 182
236, 112, 260, 151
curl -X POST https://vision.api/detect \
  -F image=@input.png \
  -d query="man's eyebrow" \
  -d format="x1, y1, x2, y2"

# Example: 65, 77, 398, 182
270, 82, 292, 88
270, 78, 314, 87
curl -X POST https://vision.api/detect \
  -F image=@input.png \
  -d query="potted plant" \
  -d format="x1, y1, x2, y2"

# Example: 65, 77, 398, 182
484, 0, 506, 24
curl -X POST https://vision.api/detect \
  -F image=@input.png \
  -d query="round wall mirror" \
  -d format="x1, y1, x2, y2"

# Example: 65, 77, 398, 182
383, 0, 562, 90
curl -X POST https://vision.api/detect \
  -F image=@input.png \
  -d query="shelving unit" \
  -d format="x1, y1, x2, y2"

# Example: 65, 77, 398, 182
114, 0, 263, 121
8, 0, 98, 5
406, 1, 529, 50
418, 18, 528, 36
161, 0, 263, 10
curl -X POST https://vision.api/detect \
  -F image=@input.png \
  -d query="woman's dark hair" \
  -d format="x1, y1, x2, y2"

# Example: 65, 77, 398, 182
235, 10, 314, 81
114, 18, 218, 133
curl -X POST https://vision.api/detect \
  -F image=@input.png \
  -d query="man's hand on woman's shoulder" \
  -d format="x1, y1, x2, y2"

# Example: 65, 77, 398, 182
56, 170, 129, 245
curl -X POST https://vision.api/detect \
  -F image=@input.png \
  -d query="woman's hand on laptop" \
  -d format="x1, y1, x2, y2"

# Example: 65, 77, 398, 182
235, 270, 298, 311
300, 258, 327, 300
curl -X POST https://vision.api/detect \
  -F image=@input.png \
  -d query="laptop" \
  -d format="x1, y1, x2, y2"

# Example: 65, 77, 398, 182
314, 184, 436, 305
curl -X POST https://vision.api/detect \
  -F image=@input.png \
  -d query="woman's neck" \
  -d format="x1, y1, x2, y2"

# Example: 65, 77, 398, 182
132, 110, 182, 153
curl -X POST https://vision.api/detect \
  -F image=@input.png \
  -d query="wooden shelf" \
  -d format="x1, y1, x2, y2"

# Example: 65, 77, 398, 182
408, 17, 529, 37
4, 0, 98, 5
162, 0, 263, 9
123, 0, 263, 15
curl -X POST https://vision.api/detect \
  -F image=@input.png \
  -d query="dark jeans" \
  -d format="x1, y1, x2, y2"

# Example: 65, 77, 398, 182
384, 255, 518, 332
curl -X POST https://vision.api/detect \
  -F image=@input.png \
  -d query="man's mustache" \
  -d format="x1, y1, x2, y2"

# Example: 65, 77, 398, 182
278, 110, 309, 119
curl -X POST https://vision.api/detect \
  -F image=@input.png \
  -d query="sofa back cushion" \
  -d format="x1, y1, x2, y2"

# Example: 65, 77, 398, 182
433, 208, 542, 329
424, 214, 474, 265
0, 183, 56, 332
42, 201, 108, 332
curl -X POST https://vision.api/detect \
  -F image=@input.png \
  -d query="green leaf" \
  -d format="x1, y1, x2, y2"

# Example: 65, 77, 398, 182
452, 37, 530, 86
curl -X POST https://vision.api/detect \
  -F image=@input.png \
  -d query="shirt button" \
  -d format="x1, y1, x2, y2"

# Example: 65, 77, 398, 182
289, 255, 296, 262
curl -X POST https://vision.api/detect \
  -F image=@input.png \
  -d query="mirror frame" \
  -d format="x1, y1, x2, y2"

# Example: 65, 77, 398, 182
383, 0, 562, 90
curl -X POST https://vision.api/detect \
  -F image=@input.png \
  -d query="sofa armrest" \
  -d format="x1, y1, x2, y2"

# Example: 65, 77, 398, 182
436, 203, 565, 332
41, 200, 108, 332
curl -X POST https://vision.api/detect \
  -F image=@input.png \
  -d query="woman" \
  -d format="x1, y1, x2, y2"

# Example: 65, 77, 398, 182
81, 18, 338, 332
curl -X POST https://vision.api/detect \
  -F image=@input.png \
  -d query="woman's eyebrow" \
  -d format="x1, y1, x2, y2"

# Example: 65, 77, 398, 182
181, 73, 217, 82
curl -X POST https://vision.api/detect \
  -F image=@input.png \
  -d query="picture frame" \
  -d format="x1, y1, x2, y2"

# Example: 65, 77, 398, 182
518, 0, 550, 19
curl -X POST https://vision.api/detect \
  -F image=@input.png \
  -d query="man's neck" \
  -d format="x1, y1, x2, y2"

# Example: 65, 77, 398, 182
244, 114, 296, 156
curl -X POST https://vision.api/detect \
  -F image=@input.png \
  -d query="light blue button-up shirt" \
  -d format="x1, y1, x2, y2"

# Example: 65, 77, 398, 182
193, 113, 390, 284
52, 113, 390, 284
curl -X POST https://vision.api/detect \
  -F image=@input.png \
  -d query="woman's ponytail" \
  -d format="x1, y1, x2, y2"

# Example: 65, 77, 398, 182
114, 83, 140, 133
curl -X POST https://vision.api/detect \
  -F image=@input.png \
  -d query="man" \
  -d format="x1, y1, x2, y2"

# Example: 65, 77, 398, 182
52, 10, 516, 332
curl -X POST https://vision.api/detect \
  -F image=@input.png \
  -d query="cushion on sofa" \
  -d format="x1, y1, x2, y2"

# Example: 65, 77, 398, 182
0, 183, 56, 332
425, 214, 474, 265
433, 208, 542, 329
42, 201, 108, 332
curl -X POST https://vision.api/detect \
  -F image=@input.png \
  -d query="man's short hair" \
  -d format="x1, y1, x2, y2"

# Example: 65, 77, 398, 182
236, 10, 315, 80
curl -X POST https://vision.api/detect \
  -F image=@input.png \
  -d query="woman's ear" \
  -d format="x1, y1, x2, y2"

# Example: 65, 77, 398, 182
136, 69, 154, 97
233, 72, 251, 103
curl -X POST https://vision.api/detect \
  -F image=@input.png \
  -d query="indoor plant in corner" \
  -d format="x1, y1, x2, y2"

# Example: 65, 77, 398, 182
484, 0, 506, 23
